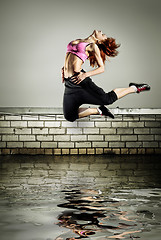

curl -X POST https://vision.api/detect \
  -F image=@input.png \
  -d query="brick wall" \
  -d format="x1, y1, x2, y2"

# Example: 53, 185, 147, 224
0, 108, 161, 155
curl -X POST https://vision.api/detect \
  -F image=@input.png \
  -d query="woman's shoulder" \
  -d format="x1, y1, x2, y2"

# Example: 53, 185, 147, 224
71, 39, 82, 45
71, 39, 94, 45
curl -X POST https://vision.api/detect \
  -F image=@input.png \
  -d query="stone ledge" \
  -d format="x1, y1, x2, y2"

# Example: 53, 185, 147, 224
0, 107, 161, 115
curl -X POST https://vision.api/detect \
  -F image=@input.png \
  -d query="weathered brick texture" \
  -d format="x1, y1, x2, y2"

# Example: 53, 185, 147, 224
0, 110, 161, 155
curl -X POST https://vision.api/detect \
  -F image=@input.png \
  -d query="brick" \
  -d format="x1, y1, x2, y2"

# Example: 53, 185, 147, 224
53, 149, 61, 155
138, 135, 154, 141
5, 115, 21, 120
143, 142, 158, 148
0, 128, 14, 134
117, 128, 133, 134
134, 128, 150, 134
92, 142, 108, 148
155, 148, 161, 154
156, 115, 161, 120
24, 142, 40, 148
35, 149, 45, 154
10, 149, 20, 154
28, 121, 44, 127
126, 142, 143, 148
78, 148, 87, 154
54, 135, 70, 141
44, 149, 53, 155
19, 135, 36, 141
44, 121, 61, 127
0, 142, 6, 148
78, 121, 94, 127
15, 128, 31, 134
83, 128, 99, 134
88, 135, 104, 141
146, 148, 155, 154
1, 148, 10, 154
109, 142, 125, 148
0, 121, 10, 127
121, 148, 129, 154
145, 122, 160, 127
112, 115, 122, 121
70, 149, 78, 154
140, 115, 156, 121
32, 128, 48, 134
128, 122, 144, 127
67, 128, 83, 134
95, 122, 111, 127
128, 148, 137, 154
155, 135, 161, 141
7, 142, 23, 148
41, 142, 57, 148
11, 121, 27, 127
96, 148, 104, 154
39, 115, 56, 121
71, 135, 87, 141
61, 149, 70, 154
111, 148, 121, 154
87, 148, 95, 154
112, 122, 128, 128
56, 115, 65, 121
151, 128, 161, 134
49, 128, 65, 134
75, 142, 91, 148
121, 135, 137, 141
105, 135, 120, 141
90, 115, 105, 121
123, 116, 139, 121
58, 142, 74, 148
2, 135, 18, 141
37, 135, 53, 141
100, 128, 116, 134
62, 121, 77, 127
22, 115, 39, 120
0, 115, 5, 120
138, 148, 146, 154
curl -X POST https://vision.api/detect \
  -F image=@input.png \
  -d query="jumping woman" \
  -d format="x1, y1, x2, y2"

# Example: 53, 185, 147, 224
62, 30, 150, 122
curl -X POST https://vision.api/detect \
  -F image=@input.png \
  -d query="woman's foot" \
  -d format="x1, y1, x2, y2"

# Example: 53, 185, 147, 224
98, 105, 115, 119
129, 83, 151, 93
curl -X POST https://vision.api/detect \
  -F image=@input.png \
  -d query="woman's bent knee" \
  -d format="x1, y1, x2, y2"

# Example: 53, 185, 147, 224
63, 112, 77, 122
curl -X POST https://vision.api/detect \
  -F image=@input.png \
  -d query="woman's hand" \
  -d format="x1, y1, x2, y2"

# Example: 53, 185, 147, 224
61, 67, 64, 83
71, 72, 87, 85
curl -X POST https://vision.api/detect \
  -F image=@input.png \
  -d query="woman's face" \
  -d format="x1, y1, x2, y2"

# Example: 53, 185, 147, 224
93, 30, 107, 41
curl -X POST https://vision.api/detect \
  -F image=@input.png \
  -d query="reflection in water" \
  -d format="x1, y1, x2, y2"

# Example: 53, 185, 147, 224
0, 155, 161, 240
56, 189, 141, 239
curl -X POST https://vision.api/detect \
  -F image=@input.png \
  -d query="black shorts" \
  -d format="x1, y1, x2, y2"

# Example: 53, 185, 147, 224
63, 71, 117, 122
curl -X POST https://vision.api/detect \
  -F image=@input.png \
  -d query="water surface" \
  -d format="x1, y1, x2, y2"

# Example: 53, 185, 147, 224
0, 155, 161, 239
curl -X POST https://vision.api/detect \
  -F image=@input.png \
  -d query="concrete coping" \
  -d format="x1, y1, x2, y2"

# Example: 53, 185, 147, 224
0, 107, 161, 115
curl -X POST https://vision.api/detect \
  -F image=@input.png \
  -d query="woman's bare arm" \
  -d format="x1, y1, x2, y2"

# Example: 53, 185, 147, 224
61, 66, 64, 83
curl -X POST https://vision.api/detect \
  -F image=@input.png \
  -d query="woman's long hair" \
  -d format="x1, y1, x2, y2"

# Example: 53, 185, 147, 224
89, 37, 120, 67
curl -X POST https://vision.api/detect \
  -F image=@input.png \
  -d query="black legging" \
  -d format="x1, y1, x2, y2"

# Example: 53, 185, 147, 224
63, 70, 117, 122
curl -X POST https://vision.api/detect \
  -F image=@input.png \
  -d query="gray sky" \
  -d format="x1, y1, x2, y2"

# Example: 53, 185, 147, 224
0, 0, 161, 108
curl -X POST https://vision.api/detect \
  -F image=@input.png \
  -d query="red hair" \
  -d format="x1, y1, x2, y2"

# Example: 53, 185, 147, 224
89, 37, 120, 67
